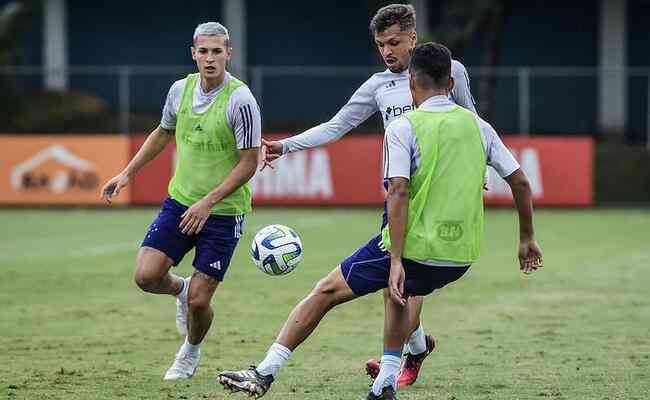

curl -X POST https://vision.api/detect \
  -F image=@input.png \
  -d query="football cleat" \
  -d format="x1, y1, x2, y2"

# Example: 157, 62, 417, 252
164, 348, 200, 380
363, 386, 398, 400
397, 334, 436, 387
365, 335, 436, 388
217, 366, 274, 398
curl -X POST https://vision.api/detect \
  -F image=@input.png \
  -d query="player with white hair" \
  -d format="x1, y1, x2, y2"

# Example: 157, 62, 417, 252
100, 21, 261, 380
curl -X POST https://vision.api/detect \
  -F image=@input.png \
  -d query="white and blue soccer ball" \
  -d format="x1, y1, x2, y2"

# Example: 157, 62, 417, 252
251, 224, 303, 276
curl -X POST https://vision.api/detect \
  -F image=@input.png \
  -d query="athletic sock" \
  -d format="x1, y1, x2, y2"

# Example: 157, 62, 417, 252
256, 342, 292, 377
371, 353, 401, 395
180, 336, 200, 355
175, 277, 186, 297
407, 324, 427, 355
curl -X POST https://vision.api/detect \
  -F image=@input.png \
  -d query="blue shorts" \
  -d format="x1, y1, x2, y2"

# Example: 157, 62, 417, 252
340, 235, 470, 297
141, 198, 244, 281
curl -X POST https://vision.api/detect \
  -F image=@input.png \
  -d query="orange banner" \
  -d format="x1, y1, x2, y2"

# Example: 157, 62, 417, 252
0, 135, 131, 205
128, 133, 593, 207
130, 134, 176, 204
251, 134, 384, 205
485, 137, 594, 206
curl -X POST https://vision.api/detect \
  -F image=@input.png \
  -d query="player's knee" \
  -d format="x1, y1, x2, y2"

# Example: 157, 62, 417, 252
134, 271, 158, 292
188, 292, 211, 310
313, 276, 337, 297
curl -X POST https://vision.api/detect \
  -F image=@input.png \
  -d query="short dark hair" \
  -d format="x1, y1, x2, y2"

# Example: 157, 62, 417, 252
369, 3, 416, 34
409, 42, 452, 89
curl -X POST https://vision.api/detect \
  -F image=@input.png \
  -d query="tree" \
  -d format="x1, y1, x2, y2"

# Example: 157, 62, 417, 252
432, 0, 512, 122
0, 0, 36, 120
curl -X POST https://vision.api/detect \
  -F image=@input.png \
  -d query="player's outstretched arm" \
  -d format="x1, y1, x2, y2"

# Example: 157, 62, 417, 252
505, 169, 544, 274
100, 126, 174, 204
271, 78, 379, 161
178, 147, 258, 235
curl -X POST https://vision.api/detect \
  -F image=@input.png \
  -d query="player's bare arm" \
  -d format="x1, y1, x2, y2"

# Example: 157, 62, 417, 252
386, 176, 410, 306
505, 168, 544, 273
179, 147, 259, 235
100, 126, 174, 204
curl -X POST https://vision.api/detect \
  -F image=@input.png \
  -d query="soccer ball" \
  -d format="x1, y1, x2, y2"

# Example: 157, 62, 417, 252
251, 224, 303, 276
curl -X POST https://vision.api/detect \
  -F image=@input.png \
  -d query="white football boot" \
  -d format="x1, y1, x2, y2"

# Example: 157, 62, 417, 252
175, 276, 191, 336
163, 346, 200, 380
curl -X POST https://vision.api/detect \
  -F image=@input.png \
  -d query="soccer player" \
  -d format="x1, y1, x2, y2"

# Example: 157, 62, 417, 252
100, 22, 260, 380
218, 41, 542, 400
259, 3, 478, 387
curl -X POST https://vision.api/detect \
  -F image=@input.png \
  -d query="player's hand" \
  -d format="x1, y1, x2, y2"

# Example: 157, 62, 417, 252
259, 138, 283, 171
518, 239, 543, 274
100, 173, 129, 205
179, 198, 211, 235
388, 257, 406, 306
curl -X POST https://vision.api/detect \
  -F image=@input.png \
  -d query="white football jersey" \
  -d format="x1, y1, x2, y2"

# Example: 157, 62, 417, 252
281, 59, 476, 153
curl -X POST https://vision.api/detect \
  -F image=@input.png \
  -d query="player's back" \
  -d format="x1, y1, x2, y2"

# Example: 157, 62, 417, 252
402, 106, 486, 263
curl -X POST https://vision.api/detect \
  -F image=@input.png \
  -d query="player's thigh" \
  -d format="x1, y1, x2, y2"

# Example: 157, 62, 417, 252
138, 197, 195, 278
192, 214, 243, 283
312, 265, 358, 306
135, 247, 175, 282
340, 235, 392, 297
403, 262, 471, 296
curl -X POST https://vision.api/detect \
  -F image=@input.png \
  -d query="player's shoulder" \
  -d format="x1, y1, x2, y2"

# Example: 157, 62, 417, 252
385, 114, 413, 135
471, 113, 498, 137
451, 59, 469, 77
366, 69, 402, 89
168, 77, 188, 97
229, 83, 259, 108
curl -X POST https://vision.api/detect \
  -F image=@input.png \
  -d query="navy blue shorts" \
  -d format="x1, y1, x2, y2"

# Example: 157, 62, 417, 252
141, 198, 244, 281
340, 235, 470, 297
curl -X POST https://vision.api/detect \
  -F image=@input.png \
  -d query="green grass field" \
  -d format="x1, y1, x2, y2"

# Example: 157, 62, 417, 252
1, 207, 649, 400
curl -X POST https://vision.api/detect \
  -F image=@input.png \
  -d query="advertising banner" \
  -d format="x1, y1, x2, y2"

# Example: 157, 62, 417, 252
130, 134, 176, 204
0, 135, 131, 205
484, 137, 593, 206
128, 133, 593, 207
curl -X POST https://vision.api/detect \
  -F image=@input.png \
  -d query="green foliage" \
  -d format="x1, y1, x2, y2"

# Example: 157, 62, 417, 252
1, 207, 649, 399
0, 0, 37, 120
596, 143, 650, 203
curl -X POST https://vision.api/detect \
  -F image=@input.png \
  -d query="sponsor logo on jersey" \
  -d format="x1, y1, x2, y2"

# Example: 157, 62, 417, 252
384, 104, 415, 120
436, 221, 464, 242
385, 80, 396, 88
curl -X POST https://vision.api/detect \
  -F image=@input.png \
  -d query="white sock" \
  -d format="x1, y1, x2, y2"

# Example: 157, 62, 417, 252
176, 277, 187, 298
180, 336, 200, 355
407, 324, 427, 355
256, 342, 292, 377
371, 354, 401, 395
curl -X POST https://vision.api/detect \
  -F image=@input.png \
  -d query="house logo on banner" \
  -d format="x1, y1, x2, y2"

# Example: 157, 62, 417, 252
10, 144, 99, 194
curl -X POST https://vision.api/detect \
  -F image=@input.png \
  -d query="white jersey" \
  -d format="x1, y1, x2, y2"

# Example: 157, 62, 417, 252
383, 95, 520, 267
383, 96, 520, 181
281, 59, 476, 153
160, 71, 261, 150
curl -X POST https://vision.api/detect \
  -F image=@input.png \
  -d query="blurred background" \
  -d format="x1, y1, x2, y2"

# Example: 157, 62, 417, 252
2, 2, 649, 399
1, 0, 649, 205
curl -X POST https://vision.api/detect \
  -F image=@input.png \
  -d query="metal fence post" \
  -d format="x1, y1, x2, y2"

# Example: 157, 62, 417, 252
251, 66, 263, 110
118, 66, 131, 134
518, 67, 530, 135
647, 73, 650, 151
